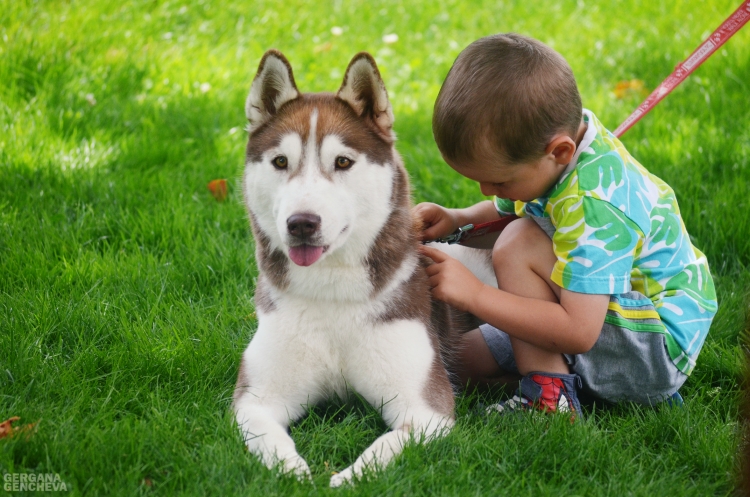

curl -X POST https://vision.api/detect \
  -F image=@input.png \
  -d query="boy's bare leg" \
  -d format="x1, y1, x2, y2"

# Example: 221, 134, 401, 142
492, 218, 569, 376
456, 328, 521, 392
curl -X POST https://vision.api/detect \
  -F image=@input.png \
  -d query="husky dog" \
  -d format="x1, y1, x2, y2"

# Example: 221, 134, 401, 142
233, 50, 495, 487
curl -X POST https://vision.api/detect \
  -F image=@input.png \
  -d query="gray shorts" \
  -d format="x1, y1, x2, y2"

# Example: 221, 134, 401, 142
480, 290, 687, 404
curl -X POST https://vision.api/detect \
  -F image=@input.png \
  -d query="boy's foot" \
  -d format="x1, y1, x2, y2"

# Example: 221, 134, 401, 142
664, 391, 684, 408
485, 372, 583, 420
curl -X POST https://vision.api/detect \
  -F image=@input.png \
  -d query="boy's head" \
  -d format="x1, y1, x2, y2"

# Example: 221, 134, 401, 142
433, 33, 582, 182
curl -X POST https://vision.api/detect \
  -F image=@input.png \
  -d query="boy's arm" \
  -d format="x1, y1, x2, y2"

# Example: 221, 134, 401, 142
452, 200, 502, 226
472, 284, 609, 354
420, 245, 609, 354
452, 200, 507, 249
413, 200, 500, 245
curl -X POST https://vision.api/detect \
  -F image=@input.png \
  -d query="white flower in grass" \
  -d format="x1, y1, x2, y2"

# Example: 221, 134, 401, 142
200, 82, 211, 93
382, 33, 398, 44
85, 93, 97, 106
331, 26, 343, 36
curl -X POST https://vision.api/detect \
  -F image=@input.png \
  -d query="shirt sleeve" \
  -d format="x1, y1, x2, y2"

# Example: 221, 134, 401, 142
549, 195, 643, 295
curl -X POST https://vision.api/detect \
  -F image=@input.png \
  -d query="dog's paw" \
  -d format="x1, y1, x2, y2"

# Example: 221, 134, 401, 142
281, 455, 312, 482
329, 467, 353, 488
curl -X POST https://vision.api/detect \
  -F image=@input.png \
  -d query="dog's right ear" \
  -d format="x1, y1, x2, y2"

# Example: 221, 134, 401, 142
245, 50, 300, 133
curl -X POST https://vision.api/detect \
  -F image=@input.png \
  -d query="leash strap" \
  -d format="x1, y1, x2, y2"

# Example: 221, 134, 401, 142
614, 0, 750, 137
433, 215, 519, 245
438, 1, 750, 245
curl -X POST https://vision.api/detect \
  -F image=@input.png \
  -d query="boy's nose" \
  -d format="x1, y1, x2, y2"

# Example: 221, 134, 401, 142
479, 183, 497, 196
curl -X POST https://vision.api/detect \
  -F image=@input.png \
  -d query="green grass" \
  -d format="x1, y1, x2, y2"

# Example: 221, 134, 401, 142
1, 0, 748, 495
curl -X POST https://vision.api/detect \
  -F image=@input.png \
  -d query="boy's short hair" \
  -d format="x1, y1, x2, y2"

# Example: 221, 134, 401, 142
433, 33, 582, 166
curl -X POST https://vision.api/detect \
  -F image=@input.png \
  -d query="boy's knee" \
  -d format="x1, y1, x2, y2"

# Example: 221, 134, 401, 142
491, 218, 549, 266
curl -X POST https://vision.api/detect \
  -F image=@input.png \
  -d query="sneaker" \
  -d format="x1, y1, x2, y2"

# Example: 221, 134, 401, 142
486, 372, 583, 420
664, 391, 684, 408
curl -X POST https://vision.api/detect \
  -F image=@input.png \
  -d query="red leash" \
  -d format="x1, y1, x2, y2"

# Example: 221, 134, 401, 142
433, 214, 519, 245
614, 0, 750, 137
437, 0, 750, 245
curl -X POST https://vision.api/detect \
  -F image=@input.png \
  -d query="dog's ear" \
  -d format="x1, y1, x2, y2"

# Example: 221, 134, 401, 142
245, 50, 300, 133
337, 53, 394, 139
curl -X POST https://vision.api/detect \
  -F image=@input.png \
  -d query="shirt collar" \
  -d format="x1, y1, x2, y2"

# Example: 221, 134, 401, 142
557, 109, 597, 183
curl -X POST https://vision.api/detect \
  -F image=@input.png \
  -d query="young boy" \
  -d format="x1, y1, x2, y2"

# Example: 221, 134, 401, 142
416, 33, 718, 416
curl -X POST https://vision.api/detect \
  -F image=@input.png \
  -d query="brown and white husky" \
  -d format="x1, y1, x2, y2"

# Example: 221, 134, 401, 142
232, 50, 496, 487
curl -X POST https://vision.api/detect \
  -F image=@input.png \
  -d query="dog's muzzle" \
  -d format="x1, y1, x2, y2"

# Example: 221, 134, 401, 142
287, 213, 321, 239
286, 213, 326, 267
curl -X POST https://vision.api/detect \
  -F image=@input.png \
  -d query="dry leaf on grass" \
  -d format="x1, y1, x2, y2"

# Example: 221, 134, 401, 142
614, 79, 649, 99
0, 416, 37, 440
313, 42, 333, 53
207, 179, 228, 202
0, 417, 20, 439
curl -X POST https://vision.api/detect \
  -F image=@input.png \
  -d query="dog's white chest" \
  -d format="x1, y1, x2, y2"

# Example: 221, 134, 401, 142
247, 294, 434, 401
285, 262, 374, 302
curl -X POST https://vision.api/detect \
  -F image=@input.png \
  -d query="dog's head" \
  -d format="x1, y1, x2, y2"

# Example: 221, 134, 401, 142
243, 50, 411, 285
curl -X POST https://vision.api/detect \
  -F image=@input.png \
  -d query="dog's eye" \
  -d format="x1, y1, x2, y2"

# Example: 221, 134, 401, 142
335, 156, 353, 169
272, 156, 288, 169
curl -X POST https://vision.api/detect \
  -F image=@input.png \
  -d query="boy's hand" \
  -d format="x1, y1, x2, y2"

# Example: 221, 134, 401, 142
412, 203, 459, 242
419, 245, 485, 313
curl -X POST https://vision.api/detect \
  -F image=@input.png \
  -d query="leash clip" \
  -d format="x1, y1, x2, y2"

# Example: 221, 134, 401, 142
434, 224, 474, 245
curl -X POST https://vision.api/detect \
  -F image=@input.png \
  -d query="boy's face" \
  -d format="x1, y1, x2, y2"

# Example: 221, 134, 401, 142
447, 130, 582, 202
449, 152, 567, 203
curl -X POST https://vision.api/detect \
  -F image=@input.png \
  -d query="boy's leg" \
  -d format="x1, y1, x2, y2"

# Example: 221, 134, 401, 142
491, 218, 568, 375
454, 217, 567, 390
482, 219, 584, 417
455, 328, 521, 392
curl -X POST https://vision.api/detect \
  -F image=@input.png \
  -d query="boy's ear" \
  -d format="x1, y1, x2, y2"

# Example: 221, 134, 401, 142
337, 53, 395, 139
245, 50, 300, 133
546, 135, 578, 165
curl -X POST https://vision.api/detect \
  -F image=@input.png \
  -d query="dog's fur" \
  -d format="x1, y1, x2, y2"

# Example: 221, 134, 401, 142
233, 50, 496, 487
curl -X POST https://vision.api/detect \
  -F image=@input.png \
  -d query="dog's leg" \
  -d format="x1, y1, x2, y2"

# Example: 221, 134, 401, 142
329, 413, 451, 487
234, 400, 311, 478
329, 428, 407, 488
330, 319, 455, 487
234, 320, 331, 480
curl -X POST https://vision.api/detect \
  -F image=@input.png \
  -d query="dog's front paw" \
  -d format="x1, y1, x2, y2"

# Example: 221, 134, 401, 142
281, 455, 312, 482
329, 467, 354, 488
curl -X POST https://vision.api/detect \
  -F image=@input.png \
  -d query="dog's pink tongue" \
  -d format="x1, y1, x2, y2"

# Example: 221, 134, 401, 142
289, 245, 324, 266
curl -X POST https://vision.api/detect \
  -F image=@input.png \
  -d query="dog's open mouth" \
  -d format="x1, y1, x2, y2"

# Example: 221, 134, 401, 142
288, 244, 328, 267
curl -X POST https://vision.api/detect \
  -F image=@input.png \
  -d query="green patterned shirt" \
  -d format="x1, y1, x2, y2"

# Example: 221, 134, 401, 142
494, 111, 717, 375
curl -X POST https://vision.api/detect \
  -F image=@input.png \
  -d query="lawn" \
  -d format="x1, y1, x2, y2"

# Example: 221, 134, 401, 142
1, 0, 748, 495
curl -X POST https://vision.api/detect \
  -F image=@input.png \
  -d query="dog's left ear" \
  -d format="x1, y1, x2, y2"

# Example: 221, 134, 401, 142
337, 53, 395, 139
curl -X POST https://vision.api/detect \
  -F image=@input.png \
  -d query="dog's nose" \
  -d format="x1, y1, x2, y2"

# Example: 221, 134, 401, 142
287, 213, 321, 238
